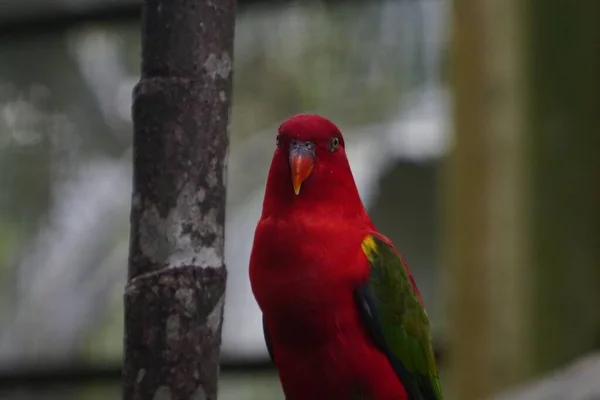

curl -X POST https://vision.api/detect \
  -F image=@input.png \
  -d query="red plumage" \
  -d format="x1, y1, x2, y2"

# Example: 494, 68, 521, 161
249, 114, 411, 399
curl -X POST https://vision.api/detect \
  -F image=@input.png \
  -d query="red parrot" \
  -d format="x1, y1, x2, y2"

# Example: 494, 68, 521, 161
249, 114, 443, 400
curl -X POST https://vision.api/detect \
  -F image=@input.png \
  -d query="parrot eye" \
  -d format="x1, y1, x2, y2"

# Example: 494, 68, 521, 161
276, 135, 281, 147
329, 136, 340, 152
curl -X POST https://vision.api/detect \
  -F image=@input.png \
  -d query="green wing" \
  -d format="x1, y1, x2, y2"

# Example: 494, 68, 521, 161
355, 234, 443, 400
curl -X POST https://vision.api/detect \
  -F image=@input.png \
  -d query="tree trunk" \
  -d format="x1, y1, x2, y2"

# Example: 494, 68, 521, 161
122, 1, 236, 399
445, 0, 600, 399
526, 0, 600, 374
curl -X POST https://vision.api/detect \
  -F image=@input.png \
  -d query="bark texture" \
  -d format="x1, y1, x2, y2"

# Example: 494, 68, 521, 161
123, 0, 236, 399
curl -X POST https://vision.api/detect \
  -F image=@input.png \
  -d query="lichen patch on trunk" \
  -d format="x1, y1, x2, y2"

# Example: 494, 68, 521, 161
136, 369, 146, 384
203, 52, 232, 80
137, 182, 224, 270
175, 287, 196, 315
192, 386, 207, 400
153, 386, 172, 400
206, 295, 225, 334
166, 314, 181, 344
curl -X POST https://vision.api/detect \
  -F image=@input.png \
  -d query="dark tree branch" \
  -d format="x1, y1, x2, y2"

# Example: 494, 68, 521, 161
123, 0, 236, 399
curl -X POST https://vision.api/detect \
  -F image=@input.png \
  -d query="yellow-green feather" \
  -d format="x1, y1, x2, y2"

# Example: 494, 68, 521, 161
361, 235, 443, 400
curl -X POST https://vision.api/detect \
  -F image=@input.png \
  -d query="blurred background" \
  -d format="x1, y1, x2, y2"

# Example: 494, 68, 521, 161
0, 0, 598, 399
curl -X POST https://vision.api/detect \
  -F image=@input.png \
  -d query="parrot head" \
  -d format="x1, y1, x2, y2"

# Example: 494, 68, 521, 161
278, 114, 347, 195
261, 114, 365, 218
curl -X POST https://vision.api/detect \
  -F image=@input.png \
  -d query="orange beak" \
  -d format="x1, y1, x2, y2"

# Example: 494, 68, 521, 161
289, 141, 315, 195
